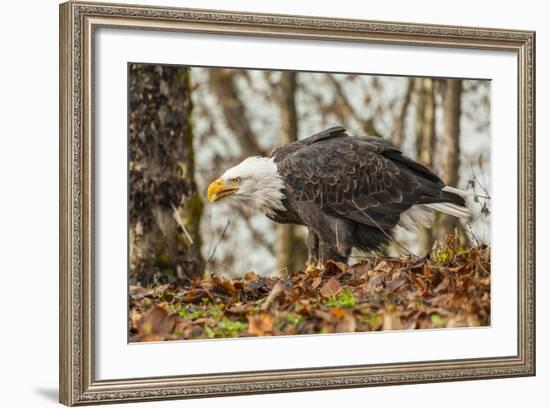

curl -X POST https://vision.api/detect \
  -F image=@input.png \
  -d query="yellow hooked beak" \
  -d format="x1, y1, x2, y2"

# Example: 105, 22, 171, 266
207, 178, 239, 202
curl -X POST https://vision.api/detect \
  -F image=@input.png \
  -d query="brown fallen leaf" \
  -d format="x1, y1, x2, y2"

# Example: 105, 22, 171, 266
336, 312, 357, 332
245, 277, 275, 297
129, 285, 154, 300
408, 258, 427, 271
137, 306, 177, 337
140, 335, 165, 342
434, 277, 450, 293
386, 278, 407, 293
310, 276, 322, 290
382, 312, 402, 331
415, 276, 428, 296
212, 277, 237, 300
226, 304, 252, 315
325, 260, 347, 275
248, 313, 273, 336
353, 261, 373, 276
320, 277, 342, 298
173, 319, 200, 339
314, 309, 334, 321
129, 309, 142, 330
423, 263, 433, 279
244, 271, 257, 281
183, 289, 211, 303
374, 260, 392, 274
330, 307, 346, 319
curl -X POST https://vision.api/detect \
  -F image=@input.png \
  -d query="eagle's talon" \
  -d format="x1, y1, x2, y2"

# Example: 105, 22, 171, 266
305, 264, 316, 274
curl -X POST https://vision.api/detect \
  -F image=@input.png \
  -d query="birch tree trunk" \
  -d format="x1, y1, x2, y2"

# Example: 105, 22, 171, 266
129, 64, 204, 285
276, 72, 308, 273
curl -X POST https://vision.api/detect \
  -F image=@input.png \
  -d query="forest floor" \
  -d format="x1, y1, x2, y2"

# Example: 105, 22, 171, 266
129, 235, 491, 342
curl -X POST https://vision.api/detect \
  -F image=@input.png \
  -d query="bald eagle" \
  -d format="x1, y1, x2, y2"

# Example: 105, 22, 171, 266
207, 126, 469, 271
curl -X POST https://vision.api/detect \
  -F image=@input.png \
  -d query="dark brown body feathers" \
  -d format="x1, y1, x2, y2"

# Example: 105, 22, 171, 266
269, 126, 465, 263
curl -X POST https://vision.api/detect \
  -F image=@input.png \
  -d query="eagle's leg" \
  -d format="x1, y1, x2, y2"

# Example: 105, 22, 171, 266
305, 231, 319, 274
318, 220, 352, 268
317, 241, 329, 271
318, 242, 348, 270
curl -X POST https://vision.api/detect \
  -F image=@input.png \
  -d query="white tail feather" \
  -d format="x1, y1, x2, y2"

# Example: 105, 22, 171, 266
425, 202, 470, 218
398, 205, 435, 232
442, 185, 473, 198
398, 186, 471, 232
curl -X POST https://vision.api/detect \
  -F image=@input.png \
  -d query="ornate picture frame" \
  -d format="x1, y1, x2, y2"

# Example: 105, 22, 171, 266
59, 1, 535, 405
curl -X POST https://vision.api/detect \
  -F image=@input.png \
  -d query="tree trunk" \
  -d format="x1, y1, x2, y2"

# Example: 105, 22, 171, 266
441, 80, 461, 188
276, 72, 308, 273
415, 78, 436, 168
129, 64, 204, 285
432, 79, 467, 243
392, 78, 415, 147
207, 69, 263, 157
414, 78, 436, 254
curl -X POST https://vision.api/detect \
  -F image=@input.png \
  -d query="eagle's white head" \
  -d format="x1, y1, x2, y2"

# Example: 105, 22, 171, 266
207, 156, 286, 216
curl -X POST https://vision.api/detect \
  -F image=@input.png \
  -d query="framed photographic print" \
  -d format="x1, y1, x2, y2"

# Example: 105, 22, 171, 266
59, 1, 535, 405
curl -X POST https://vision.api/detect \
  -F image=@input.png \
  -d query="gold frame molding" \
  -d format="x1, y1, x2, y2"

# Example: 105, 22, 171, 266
59, 1, 536, 405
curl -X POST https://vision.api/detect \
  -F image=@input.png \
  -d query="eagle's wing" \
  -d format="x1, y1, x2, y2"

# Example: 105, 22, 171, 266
275, 131, 463, 230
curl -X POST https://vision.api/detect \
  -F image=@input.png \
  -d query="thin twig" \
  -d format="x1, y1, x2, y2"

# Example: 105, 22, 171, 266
236, 208, 274, 251
207, 219, 231, 265
260, 283, 284, 311
469, 163, 491, 199
171, 203, 194, 245
351, 200, 415, 256
465, 222, 480, 247
335, 222, 340, 253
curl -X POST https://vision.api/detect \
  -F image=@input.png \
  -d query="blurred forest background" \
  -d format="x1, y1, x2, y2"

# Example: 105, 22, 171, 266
129, 63, 491, 285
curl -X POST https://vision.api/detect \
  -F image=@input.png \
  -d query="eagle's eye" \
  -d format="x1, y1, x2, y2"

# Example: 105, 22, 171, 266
232, 177, 241, 184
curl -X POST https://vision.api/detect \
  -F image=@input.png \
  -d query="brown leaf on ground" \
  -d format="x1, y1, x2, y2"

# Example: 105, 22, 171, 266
129, 285, 154, 300
310, 276, 322, 290
330, 307, 346, 319
129, 309, 142, 330
320, 277, 342, 298
248, 313, 273, 336
226, 304, 252, 315
137, 306, 177, 337
325, 260, 347, 275
129, 236, 491, 342
336, 312, 357, 332
386, 278, 407, 293
244, 271, 257, 281
423, 263, 433, 279
374, 260, 392, 273
382, 311, 403, 331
